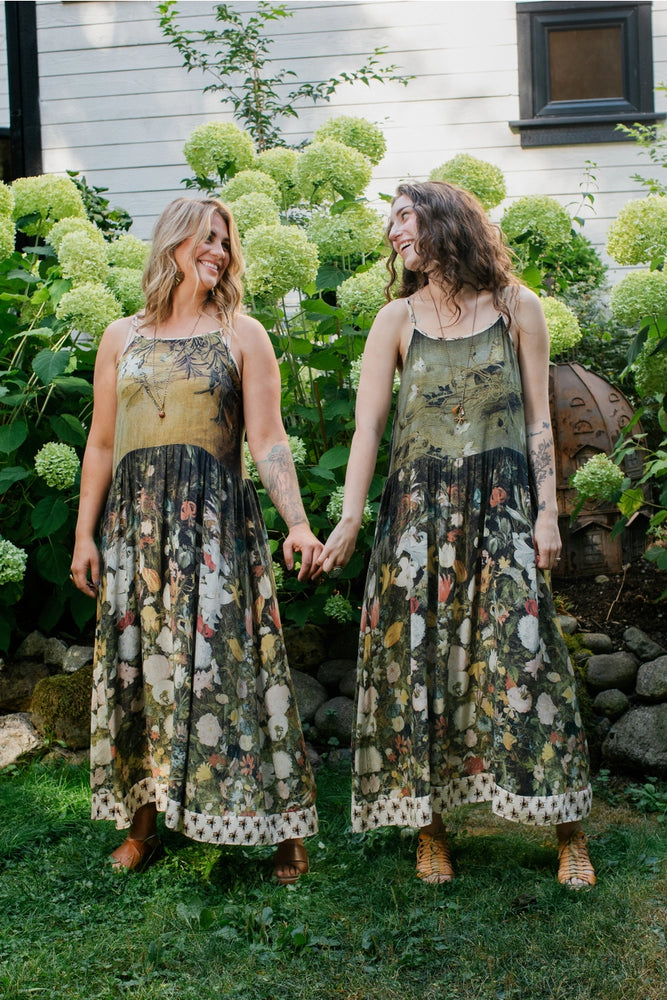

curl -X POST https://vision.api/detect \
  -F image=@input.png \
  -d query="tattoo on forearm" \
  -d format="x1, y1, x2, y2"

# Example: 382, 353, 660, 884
527, 428, 555, 512
255, 443, 307, 529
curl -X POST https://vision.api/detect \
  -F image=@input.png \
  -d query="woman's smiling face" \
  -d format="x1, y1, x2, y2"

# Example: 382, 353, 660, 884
388, 194, 422, 270
174, 211, 230, 290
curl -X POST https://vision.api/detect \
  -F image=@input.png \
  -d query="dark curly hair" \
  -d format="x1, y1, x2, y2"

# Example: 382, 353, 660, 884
385, 181, 517, 323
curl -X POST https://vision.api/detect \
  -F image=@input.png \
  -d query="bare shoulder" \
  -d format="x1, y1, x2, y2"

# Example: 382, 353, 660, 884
232, 312, 270, 350
507, 284, 547, 333
96, 315, 134, 365
230, 312, 275, 374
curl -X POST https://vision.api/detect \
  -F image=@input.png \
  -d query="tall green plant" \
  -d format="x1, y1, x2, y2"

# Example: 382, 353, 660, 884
158, 1, 412, 152
0, 175, 144, 649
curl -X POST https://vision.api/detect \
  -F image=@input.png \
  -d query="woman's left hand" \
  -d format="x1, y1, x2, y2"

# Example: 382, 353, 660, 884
533, 510, 562, 571
283, 523, 324, 581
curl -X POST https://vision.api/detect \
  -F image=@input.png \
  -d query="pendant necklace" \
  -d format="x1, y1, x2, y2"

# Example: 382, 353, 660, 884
428, 286, 479, 426
143, 312, 202, 418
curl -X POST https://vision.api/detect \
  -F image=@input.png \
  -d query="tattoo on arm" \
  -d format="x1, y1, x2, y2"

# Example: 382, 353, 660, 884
255, 443, 307, 529
527, 423, 556, 513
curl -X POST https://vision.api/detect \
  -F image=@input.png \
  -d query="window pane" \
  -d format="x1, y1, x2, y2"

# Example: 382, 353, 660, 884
549, 26, 623, 102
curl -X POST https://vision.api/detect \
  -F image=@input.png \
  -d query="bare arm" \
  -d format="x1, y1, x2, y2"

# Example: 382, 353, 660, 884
237, 315, 322, 580
316, 301, 403, 574
70, 319, 129, 595
513, 287, 561, 571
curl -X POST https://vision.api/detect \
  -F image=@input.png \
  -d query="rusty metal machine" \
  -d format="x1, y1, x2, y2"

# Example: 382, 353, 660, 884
548, 362, 646, 578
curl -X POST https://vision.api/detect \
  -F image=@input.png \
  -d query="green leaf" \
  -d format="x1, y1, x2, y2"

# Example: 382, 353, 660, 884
318, 445, 350, 469
69, 587, 97, 631
520, 265, 543, 291
38, 591, 66, 633
34, 542, 72, 584
50, 376, 93, 396
307, 347, 343, 370
303, 298, 342, 317
617, 487, 645, 518
0, 465, 30, 492
32, 348, 71, 385
627, 325, 649, 367
31, 496, 70, 538
49, 413, 88, 447
309, 465, 336, 482
316, 264, 353, 291
0, 420, 28, 454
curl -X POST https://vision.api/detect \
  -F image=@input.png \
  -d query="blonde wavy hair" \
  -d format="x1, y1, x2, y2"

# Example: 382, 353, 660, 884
142, 197, 244, 328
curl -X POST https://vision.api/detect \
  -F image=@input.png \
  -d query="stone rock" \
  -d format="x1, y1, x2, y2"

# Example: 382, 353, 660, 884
557, 615, 578, 635
635, 655, 667, 702
580, 632, 614, 654
43, 637, 67, 668
593, 688, 629, 721
339, 667, 357, 699
317, 658, 356, 692
0, 659, 50, 713
30, 663, 93, 749
586, 651, 638, 692
305, 742, 321, 770
290, 669, 327, 724
63, 645, 95, 674
0, 713, 43, 769
623, 627, 666, 663
602, 704, 667, 777
314, 696, 355, 743
594, 575, 610, 584
15, 631, 47, 660
283, 624, 327, 674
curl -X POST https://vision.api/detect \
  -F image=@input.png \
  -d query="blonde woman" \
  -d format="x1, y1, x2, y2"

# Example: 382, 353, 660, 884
71, 198, 320, 883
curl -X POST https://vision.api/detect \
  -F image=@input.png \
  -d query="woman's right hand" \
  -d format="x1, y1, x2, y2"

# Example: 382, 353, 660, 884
70, 536, 101, 597
316, 517, 360, 577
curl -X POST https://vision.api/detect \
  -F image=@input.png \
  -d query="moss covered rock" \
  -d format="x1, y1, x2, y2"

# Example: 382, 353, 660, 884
30, 663, 93, 749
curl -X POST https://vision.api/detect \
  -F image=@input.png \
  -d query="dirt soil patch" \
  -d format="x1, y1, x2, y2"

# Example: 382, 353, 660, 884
553, 556, 666, 650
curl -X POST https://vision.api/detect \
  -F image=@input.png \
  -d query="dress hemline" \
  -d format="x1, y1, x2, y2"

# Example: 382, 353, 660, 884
92, 780, 318, 846
351, 773, 592, 832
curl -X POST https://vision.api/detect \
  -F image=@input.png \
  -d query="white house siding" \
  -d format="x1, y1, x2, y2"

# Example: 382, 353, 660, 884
21, 0, 667, 274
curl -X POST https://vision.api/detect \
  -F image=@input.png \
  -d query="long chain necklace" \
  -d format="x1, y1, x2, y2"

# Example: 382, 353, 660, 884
143, 313, 202, 418
427, 286, 479, 426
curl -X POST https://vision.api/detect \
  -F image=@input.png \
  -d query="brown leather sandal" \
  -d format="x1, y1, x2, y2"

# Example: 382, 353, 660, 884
557, 830, 596, 889
416, 831, 455, 883
273, 839, 309, 885
109, 833, 164, 873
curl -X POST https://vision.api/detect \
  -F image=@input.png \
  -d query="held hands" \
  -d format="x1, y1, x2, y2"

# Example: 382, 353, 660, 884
70, 537, 101, 597
315, 517, 360, 578
533, 510, 562, 571
283, 522, 324, 581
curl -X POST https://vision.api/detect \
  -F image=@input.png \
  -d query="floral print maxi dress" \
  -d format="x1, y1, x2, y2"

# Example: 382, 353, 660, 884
352, 313, 592, 832
90, 317, 318, 845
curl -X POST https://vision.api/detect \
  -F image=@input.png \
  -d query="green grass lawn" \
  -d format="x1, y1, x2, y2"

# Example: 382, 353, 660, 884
0, 758, 665, 1000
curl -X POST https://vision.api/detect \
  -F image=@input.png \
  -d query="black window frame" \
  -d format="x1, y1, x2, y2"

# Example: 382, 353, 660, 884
511, 0, 665, 147
2, 1, 42, 180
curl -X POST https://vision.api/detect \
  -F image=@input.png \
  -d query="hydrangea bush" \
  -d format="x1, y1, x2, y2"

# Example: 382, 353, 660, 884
183, 121, 255, 184
429, 154, 506, 211
0, 173, 146, 648
541, 297, 582, 357
579, 186, 667, 587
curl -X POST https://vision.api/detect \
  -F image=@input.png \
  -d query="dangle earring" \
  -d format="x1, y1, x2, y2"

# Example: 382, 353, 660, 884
173, 270, 184, 287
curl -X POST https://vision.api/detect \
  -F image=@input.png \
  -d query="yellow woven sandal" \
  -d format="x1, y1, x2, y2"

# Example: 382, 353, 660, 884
557, 830, 596, 889
416, 831, 455, 884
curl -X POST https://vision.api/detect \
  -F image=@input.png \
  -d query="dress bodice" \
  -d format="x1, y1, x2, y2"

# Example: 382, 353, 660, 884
113, 323, 243, 474
389, 318, 526, 474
